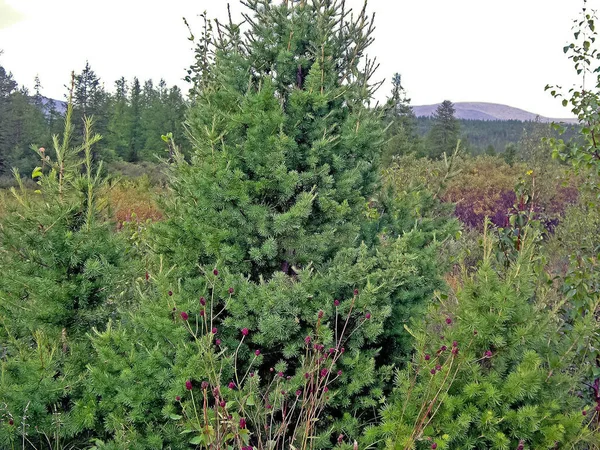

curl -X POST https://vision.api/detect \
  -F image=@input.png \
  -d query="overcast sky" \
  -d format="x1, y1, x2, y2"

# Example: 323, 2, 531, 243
0, 0, 588, 118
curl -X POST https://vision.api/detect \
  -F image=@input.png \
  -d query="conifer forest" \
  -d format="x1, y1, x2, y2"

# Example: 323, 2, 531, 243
1, 1, 600, 449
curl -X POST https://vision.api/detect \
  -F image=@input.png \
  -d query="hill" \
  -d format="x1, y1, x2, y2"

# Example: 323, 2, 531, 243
412, 102, 576, 124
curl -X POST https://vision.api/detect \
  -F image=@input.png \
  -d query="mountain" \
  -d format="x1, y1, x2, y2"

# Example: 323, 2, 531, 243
40, 96, 66, 116
412, 102, 577, 124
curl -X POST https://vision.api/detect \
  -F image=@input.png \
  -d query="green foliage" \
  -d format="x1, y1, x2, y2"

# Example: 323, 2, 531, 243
547, 1, 600, 180
381, 73, 422, 165
547, 0, 600, 418
374, 227, 591, 449
426, 100, 460, 159
0, 93, 134, 447
76, 1, 457, 447
0, 59, 188, 179
504, 142, 517, 166
155, 0, 386, 280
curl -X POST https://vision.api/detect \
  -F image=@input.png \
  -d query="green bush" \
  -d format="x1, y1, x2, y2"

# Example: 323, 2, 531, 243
373, 227, 592, 449
0, 100, 136, 448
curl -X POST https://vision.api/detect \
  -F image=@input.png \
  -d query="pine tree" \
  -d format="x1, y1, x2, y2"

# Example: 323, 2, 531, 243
156, 0, 385, 280
0, 63, 18, 173
2, 84, 49, 175
373, 226, 591, 449
140, 79, 164, 159
0, 86, 134, 447
72, 62, 113, 160
32, 74, 43, 108
76, 1, 456, 447
127, 77, 143, 162
427, 100, 460, 159
485, 143, 496, 156
106, 76, 131, 159
381, 73, 421, 165
504, 142, 517, 166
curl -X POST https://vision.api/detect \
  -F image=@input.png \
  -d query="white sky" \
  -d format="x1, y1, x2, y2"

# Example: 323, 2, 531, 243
0, 0, 588, 118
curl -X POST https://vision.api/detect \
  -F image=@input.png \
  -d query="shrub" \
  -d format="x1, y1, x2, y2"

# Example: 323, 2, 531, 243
372, 226, 593, 449
0, 93, 135, 448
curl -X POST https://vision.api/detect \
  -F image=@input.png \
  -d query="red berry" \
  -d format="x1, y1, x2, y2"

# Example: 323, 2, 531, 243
242, 328, 249, 336
220, 400, 226, 408
430, 369, 436, 375
228, 381, 236, 389
318, 310, 324, 318
212, 327, 218, 334
365, 312, 371, 319
334, 299, 340, 306
296, 390, 302, 396
229, 287, 234, 294
424, 354, 431, 361
582, 410, 587, 416
168, 290, 173, 296
216, 339, 221, 345
176, 396, 181, 401
239, 418, 246, 429
255, 349, 261, 356
200, 297, 206, 306
185, 380, 193, 390
452, 340, 458, 347
213, 269, 219, 276
445, 317, 452, 324
431, 444, 437, 449
354, 289, 359, 296
8, 419, 14, 426
180, 311, 189, 321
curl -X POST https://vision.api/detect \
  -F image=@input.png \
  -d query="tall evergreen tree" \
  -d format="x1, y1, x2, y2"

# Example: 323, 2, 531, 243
504, 142, 517, 166
32, 74, 43, 108
427, 99, 460, 159
72, 62, 112, 160
127, 77, 143, 162
156, 0, 385, 279
106, 76, 131, 159
0, 63, 18, 173
75, 2, 456, 447
6, 86, 48, 173
382, 72, 420, 165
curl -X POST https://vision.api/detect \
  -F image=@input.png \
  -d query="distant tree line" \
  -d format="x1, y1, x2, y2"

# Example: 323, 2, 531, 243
382, 73, 578, 164
0, 60, 188, 180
